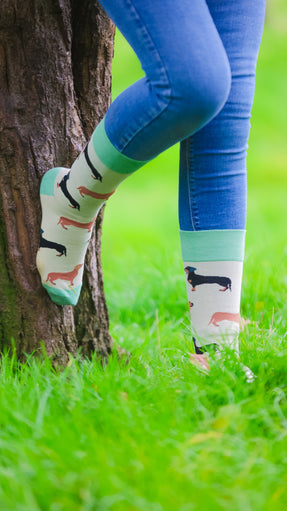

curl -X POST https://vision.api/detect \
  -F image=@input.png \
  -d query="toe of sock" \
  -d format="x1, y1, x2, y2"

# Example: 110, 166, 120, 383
40, 167, 69, 195
42, 283, 81, 306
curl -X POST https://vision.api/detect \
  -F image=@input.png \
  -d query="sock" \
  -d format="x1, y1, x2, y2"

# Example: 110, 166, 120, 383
180, 229, 245, 358
37, 119, 148, 305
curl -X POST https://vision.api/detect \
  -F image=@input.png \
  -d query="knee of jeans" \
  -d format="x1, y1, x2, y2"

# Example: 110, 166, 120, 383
166, 53, 232, 133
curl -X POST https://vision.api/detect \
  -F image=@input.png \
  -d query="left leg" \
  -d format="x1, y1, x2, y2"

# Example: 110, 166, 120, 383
179, 0, 266, 364
37, 0, 232, 305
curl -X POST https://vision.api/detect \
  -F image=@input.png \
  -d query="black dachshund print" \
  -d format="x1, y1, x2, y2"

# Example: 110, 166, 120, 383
192, 337, 218, 355
185, 266, 232, 292
84, 144, 103, 182
39, 229, 67, 256
57, 173, 80, 210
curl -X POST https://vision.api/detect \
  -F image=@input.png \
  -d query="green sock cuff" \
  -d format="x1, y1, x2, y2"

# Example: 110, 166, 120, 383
92, 119, 150, 174
179, 229, 246, 262
42, 283, 82, 306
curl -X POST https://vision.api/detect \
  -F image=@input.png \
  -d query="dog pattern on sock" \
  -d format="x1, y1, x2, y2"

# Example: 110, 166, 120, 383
208, 312, 240, 327
38, 160, 115, 290
46, 264, 83, 286
84, 144, 103, 181
58, 173, 80, 210
192, 337, 218, 354
77, 186, 115, 200
184, 266, 232, 291
39, 229, 67, 257
57, 216, 95, 232
184, 260, 243, 350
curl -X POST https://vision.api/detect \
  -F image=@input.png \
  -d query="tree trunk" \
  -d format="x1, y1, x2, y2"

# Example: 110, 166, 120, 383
0, 0, 115, 365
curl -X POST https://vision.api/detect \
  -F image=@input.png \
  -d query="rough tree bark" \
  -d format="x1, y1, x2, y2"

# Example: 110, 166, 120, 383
0, 0, 115, 365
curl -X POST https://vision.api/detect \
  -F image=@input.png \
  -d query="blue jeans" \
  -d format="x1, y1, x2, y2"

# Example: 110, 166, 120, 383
99, 0, 266, 230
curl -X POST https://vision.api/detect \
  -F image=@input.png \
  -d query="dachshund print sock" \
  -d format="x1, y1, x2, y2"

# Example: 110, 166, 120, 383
37, 118, 149, 305
180, 229, 245, 357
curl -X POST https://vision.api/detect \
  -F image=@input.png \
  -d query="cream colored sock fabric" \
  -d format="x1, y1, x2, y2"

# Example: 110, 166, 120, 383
37, 119, 148, 305
180, 230, 245, 357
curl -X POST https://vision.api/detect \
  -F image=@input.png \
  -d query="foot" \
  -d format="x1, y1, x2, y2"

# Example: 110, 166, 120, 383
189, 351, 256, 383
189, 353, 210, 371
36, 167, 97, 305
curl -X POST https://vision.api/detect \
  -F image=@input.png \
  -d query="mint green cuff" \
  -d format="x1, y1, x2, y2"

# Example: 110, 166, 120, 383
179, 229, 246, 262
92, 119, 150, 174
42, 283, 82, 306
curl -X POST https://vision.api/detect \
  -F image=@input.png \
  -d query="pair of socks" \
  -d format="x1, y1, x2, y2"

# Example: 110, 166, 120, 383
37, 118, 245, 364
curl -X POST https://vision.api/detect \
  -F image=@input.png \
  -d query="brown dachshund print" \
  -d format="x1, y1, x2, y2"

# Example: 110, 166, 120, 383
77, 186, 115, 200
58, 216, 95, 232
208, 312, 240, 326
46, 264, 83, 286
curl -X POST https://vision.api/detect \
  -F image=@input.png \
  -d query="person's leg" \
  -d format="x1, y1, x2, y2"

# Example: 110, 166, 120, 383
37, 0, 232, 305
99, 0, 232, 160
179, 0, 266, 363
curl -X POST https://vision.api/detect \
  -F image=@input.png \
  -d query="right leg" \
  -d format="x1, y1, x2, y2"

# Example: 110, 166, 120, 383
99, 0, 231, 160
37, 0, 232, 305
179, 0, 266, 371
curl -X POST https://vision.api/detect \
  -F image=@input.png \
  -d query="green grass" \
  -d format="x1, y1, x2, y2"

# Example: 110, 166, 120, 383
1, 2, 287, 509
0, 345, 287, 511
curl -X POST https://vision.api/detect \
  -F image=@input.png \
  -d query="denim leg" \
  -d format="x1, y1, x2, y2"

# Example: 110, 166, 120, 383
99, 0, 231, 161
178, 0, 266, 231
